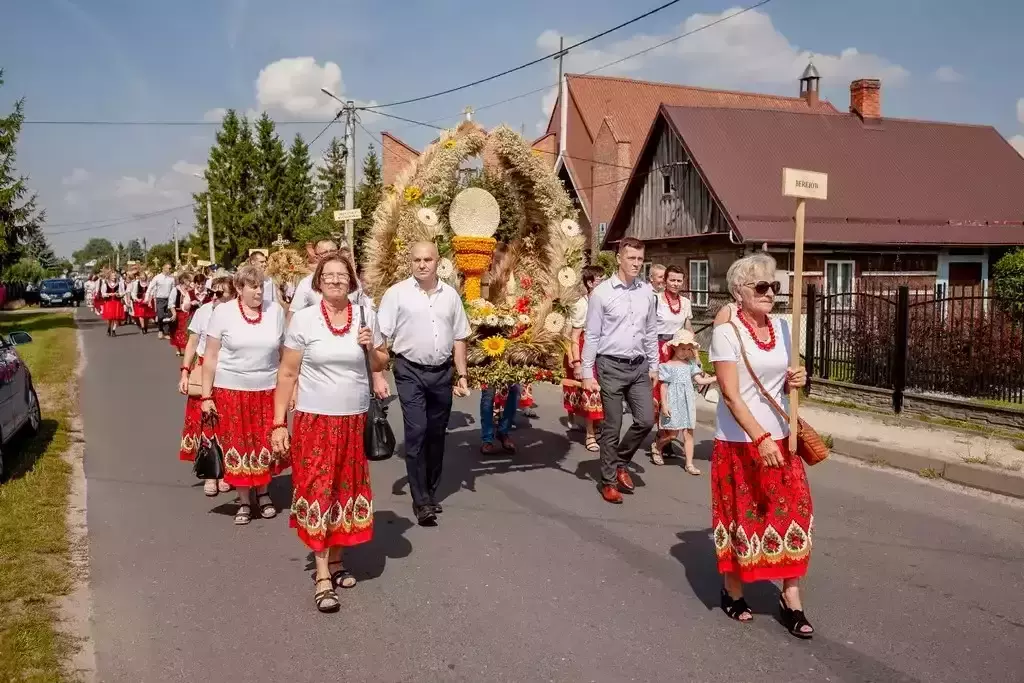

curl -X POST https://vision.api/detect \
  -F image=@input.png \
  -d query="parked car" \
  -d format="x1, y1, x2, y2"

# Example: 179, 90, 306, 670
38, 278, 82, 307
0, 331, 41, 479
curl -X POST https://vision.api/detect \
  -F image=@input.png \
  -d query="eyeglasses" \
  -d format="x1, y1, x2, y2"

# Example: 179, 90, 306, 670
745, 281, 781, 295
321, 274, 350, 284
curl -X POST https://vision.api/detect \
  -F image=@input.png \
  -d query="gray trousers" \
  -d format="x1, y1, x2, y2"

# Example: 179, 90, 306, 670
154, 298, 170, 335
596, 355, 655, 484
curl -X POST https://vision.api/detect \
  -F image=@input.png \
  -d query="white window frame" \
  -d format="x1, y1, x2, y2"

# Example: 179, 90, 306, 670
689, 259, 709, 308
824, 260, 856, 309
641, 261, 652, 280
597, 222, 607, 246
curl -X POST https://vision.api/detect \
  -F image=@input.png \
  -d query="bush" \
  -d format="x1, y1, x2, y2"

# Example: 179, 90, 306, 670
3, 257, 45, 284
993, 248, 1024, 305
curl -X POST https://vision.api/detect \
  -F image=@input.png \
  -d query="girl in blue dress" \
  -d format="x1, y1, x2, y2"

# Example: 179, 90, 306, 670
658, 329, 718, 475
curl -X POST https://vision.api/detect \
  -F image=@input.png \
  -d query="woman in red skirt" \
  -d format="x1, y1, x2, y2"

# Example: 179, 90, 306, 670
177, 273, 235, 494
98, 271, 125, 337
562, 265, 605, 451
271, 252, 388, 613
168, 273, 193, 356
130, 272, 156, 335
200, 264, 286, 525
708, 252, 813, 639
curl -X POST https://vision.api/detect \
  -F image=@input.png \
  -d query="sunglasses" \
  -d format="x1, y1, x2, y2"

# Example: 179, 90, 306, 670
745, 281, 782, 295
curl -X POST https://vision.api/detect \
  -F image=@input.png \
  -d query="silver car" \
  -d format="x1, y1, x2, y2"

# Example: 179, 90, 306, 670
0, 331, 41, 479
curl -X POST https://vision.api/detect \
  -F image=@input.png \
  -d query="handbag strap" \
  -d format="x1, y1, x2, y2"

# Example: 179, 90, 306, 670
358, 305, 375, 395
726, 319, 789, 422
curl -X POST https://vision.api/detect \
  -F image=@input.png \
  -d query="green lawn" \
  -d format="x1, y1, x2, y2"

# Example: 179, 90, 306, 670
0, 311, 79, 682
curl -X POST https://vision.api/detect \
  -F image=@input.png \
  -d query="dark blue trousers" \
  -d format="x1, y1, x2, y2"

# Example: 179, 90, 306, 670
393, 356, 454, 508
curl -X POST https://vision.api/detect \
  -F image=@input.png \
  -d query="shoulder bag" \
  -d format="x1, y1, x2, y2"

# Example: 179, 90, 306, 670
193, 416, 225, 480
187, 359, 203, 398
359, 305, 396, 461
727, 320, 829, 466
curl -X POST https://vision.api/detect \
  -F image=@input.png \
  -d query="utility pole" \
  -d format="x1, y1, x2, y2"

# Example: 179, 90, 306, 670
555, 35, 567, 88
142, 237, 148, 263
206, 194, 216, 264
344, 101, 356, 249
173, 219, 180, 267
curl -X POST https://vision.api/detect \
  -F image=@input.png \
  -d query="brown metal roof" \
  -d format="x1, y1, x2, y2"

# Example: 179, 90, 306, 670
649, 105, 1024, 246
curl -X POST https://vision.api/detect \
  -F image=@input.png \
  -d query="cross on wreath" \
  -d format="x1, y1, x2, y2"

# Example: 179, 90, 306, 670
183, 248, 197, 265
272, 233, 290, 250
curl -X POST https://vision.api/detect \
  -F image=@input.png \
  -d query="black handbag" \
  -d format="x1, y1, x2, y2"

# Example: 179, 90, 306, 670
359, 306, 396, 461
193, 417, 226, 479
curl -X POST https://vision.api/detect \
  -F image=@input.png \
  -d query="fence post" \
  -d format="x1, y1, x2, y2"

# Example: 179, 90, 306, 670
892, 286, 910, 413
804, 284, 817, 395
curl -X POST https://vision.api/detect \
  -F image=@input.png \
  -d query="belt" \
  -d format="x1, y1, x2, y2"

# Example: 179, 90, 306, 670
396, 355, 453, 371
597, 354, 646, 366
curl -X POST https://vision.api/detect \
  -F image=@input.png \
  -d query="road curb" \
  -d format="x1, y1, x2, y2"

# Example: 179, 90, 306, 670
694, 407, 1024, 500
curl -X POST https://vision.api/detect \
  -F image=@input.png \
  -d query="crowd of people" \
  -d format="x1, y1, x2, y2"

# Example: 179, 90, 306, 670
88, 237, 816, 637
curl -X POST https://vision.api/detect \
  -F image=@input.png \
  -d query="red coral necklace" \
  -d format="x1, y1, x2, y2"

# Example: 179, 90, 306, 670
737, 309, 775, 351
321, 300, 353, 336
238, 297, 262, 325
664, 290, 681, 315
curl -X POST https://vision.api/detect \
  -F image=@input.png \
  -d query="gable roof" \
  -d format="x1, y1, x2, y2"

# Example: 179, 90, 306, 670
548, 73, 839, 220
607, 105, 1024, 247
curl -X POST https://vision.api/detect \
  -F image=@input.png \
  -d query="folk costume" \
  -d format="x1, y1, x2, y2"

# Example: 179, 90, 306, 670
99, 277, 125, 322
178, 301, 216, 462
561, 295, 604, 421
168, 285, 192, 353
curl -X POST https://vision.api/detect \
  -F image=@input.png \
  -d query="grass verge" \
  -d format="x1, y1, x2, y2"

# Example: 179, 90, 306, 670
0, 310, 79, 682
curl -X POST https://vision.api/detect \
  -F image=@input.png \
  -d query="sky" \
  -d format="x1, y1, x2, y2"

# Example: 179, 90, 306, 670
3, 0, 1023, 258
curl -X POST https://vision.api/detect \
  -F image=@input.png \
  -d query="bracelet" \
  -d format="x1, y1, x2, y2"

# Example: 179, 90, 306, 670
752, 432, 772, 447
271, 423, 288, 431
200, 396, 214, 402
571, 360, 581, 365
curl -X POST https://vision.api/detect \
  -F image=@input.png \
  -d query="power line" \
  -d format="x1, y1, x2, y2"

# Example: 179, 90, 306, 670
357, 0, 686, 111
46, 203, 196, 236
43, 203, 194, 228
309, 109, 345, 146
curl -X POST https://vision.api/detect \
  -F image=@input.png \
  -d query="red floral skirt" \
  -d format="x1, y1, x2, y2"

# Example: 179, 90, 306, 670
710, 439, 813, 582
170, 310, 190, 351
133, 300, 155, 319
561, 335, 604, 420
101, 298, 125, 321
290, 411, 373, 551
179, 358, 205, 461
211, 387, 285, 488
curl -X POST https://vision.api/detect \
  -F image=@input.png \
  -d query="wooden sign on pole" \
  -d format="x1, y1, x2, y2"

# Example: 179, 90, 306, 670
333, 208, 362, 223
781, 168, 828, 454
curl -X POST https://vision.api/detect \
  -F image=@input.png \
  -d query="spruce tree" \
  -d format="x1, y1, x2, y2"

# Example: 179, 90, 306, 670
283, 133, 316, 241
254, 113, 288, 249
302, 137, 347, 245
23, 224, 57, 272
354, 144, 383, 261
0, 69, 45, 272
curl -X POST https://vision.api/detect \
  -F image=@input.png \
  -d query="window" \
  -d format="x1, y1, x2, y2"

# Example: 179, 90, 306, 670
641, 261, 652, 280
597, 222, 607, 245
689, 259, 709, 307
825, 260, 855, 308
661, 173, 672, 195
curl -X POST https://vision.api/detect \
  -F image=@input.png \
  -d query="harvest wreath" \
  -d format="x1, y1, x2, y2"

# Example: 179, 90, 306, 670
362, 120, 585, 390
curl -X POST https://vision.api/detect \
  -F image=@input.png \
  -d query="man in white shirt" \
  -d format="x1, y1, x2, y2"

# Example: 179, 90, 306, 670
377, 242, 470, 526
146, 263, 176, 339
248, 250, 277, 305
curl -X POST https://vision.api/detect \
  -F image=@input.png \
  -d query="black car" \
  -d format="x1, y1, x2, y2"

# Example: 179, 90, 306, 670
38, 278, 82, 307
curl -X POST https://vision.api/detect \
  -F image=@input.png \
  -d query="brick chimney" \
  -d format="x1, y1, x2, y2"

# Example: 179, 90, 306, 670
850, 79, 881, 120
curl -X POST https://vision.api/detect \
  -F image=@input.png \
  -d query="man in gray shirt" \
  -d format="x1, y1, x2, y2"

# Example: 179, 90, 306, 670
582, 237, 659, 504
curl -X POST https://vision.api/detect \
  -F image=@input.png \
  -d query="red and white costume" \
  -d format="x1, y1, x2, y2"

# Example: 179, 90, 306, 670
99, 278, 125, 321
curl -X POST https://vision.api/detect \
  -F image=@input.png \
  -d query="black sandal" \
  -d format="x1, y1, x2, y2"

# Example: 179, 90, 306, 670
721, 588, 753, 622
234, 503, 252, 526
328, 561, 357, 589
256, 493, 277, 519
312, 575, 340, 613
779, 597, 814, 639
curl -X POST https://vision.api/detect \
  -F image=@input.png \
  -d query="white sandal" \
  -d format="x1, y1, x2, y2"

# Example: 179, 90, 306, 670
203, 480, 218, 496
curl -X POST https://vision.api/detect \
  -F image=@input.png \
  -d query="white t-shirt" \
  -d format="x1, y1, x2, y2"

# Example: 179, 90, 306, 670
206, 300, 285, 391
262, 276, 277, 305
708, 318, 791, 443
290, 273, 373, 314
284, 304, 385, 416
656, 292, 693, 336
188, 301, 216, 357
569, 297, 588, 329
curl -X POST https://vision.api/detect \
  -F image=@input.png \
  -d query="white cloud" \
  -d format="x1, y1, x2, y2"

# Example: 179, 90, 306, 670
1017, 98, 1024, 126
203, 107, 228, 122
537, 8, 909, 115
171, 160, 206, 177
62, 168, 91, 186
1011, 135, 1024, 158
933, 66, 963, 83
254, 57, 378, 121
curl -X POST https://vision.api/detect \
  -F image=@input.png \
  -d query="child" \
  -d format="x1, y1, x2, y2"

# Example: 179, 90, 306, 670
658, 329, 717, 475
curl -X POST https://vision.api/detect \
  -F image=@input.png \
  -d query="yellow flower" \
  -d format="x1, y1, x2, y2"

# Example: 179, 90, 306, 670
392, 237, 405, 252
480, 336, 507, 357
404, 185, 423, 203
443, 138, 457, 150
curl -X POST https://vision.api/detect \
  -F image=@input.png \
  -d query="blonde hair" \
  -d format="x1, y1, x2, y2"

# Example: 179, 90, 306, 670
233, 263, 263, 293
672, 343, 699, 363
726, 253, 777, 301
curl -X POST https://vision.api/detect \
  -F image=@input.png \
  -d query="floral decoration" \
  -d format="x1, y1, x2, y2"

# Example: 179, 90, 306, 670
404, 185, 423, 203
481, 336, 507, 357
437, 257, 455, 280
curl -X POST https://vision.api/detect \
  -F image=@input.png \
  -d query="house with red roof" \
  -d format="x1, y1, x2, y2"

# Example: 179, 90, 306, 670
602, 68, 1024, 307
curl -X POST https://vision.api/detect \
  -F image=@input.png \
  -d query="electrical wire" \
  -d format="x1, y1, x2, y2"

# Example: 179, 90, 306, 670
46, 204, 196, 236
43, 202, 194, 228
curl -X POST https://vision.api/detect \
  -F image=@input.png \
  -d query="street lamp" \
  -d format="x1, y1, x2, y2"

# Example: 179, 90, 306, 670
194, 172, 216, 265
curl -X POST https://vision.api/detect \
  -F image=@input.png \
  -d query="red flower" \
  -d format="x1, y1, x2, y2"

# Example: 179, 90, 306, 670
515, 296, 531, 314
520, 276, 533, 290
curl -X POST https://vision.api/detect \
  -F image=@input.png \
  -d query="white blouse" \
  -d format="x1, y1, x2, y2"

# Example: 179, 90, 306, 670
206, 300, 285, 391
656, 292, 693, 336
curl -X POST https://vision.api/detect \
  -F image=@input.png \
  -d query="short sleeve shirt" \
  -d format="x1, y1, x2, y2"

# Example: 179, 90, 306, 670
206, 300, 284, 391
188, 301, 216, 356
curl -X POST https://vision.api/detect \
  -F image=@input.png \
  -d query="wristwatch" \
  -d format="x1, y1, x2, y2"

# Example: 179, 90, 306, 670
456, 373, 468, 381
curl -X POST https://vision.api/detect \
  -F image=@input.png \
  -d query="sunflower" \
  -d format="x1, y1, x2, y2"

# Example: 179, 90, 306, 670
480, 336, 507, 357
404, 185, 423, 203
443, 138, 458, 150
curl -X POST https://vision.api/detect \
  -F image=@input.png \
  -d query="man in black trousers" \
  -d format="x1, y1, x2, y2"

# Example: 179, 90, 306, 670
377, 242, 470, 526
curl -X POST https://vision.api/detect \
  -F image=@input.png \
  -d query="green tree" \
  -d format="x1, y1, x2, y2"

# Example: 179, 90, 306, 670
596, 250, 617, 276
54, 258, 73, 275
354, 144, 383, 261
5, 256, 45, 284
23, 223, 57, 272
194, 109, 259, 265
126, 238, 144, 261
0, 69, 46, 272
283, 133, 316, 240
993, 248, 1024, 313
72, 237, 115, 268
254, 112, 288, 247
310, 137, 346, 239
145, 241, 177, 269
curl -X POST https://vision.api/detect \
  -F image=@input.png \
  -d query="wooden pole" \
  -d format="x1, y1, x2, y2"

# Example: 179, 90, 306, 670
789, 197, 806, 453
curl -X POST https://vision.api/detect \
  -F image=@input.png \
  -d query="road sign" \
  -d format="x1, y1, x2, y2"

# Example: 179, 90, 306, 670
782, 167, 828, 200
333, 208, 362, 222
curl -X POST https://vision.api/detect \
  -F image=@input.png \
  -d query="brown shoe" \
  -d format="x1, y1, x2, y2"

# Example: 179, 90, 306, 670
616, 467, 635, 493
600, 484, 623, 504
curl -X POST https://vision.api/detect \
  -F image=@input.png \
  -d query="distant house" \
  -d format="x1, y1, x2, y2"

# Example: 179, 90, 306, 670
602, 69, 1024, 306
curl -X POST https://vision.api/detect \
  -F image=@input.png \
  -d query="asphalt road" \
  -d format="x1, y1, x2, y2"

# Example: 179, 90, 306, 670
78, 312, 1024, 683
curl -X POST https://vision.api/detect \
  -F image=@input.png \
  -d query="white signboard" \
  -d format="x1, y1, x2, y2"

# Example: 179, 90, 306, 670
782, 168, 828, 201
333, 208, 363, 222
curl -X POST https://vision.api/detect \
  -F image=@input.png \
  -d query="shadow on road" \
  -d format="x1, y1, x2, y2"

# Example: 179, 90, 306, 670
0, 417, 60, 484
301, 510, 414, 582
670, 529, 780, 616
